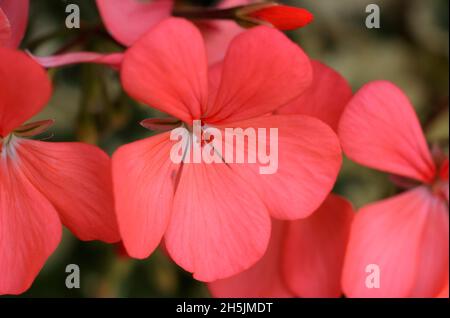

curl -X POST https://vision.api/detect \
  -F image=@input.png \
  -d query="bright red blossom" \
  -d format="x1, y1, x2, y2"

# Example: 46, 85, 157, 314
339, 81, 449, 298
0, 48, 120, 295
113, 18, 342, 281
244, 4, 314, 31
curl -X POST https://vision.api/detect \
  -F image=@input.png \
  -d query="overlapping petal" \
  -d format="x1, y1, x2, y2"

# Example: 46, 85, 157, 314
208, 220, 293, 297
0, 47, 51, 137
342, 187, 449, 297
205, 26, 312, 123
282, 194, 354, 297
112, 132, 180, 258
165, 161, 271, 282
208, 195, 354, 297
16, 139, 119, 243
0, 155, 61, 295
339, 81, 436, 183
220, 115, 342, 220
277, 60, 352, 132
121, 18, 208, 123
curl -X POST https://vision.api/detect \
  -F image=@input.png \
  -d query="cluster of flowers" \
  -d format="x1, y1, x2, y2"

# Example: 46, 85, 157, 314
0, 0, 448, 297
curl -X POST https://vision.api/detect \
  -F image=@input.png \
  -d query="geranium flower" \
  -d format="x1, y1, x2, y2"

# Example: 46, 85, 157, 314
0, 0, 28, 48
208, 194, 354, 297
0, 47, 119, 295
113, 18, 342, 281
339, 81, 449, 297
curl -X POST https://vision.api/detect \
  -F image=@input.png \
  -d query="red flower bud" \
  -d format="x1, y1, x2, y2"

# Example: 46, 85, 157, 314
240, 4, 314, 31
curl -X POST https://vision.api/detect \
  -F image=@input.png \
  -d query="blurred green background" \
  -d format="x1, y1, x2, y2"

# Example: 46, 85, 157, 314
8, 0, 449, 297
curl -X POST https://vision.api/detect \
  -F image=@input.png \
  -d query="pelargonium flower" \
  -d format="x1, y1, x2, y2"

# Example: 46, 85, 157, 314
0, 47, 119, 295
0, 0, 28, 48
113, 18, 342, 281
209, 194, 354, 297
339, 81, 449, 298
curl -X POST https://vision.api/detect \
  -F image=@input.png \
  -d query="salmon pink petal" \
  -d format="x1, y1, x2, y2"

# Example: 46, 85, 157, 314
96, 0, 172, 46
0, 47, 51, 137
277, 60, 352, 132
0, 7, 11, 46
30, 52, 123, 69
206, 26, 312, 123
220, 114, 342, 220
339, 81, 435, 183
0, 157, 61, 295
15, 140, 119, 243
282, 194, 354, 297
208, 220, 293, 297
0, 0, 28, 48
121, 18, 208, 123
165, 162, 271, 282
112, 132, 180, 258
342, 187, 449, 297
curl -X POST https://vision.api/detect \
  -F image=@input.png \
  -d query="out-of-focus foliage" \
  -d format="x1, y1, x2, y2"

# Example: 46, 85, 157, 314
11, 0, 448, 297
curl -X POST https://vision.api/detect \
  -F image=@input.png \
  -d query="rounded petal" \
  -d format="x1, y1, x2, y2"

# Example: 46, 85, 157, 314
16, 139, 119, 243
277, 60, 353, 132
0, 157, 61, 295
0, 47, 51, 136
282, 194, 354, 297
0, 0, 28, 48
220, 114, 342, 220
208, 220, 293, 298
121, 18, 208, 123
30, 52, 123, 69
165, 161, 271, 282
112, 132, 180, 258
96, 0, 172, 46
342, 187, 449, 298
339, 81, 435, 183
205, 26, 312, 123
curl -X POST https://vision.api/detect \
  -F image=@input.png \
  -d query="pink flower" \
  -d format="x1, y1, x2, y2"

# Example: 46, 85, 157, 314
339, 81, 449, 297
113, 18, 342, 281
0, 47, 119, 295
0, 0, 28, 48
208, 194, 354, 297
